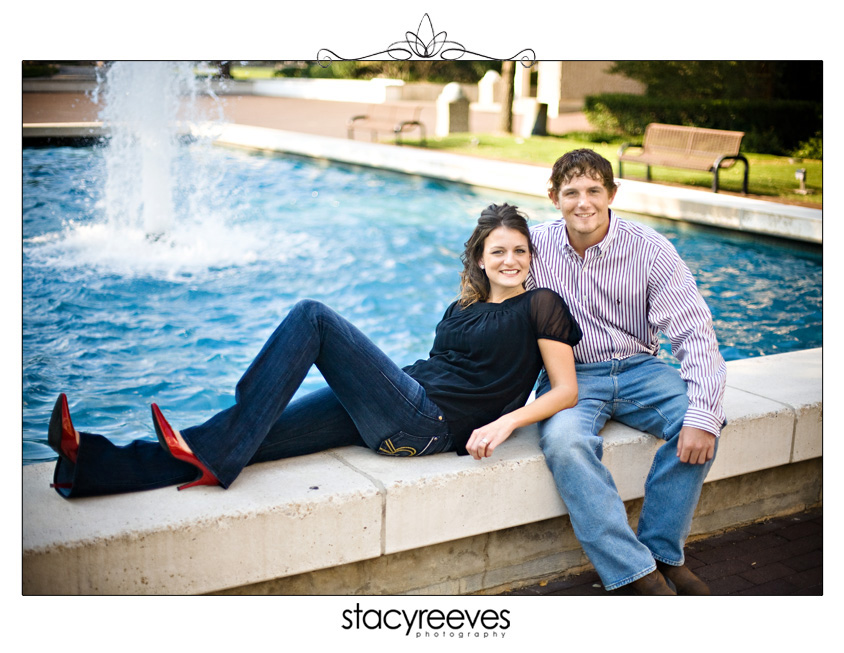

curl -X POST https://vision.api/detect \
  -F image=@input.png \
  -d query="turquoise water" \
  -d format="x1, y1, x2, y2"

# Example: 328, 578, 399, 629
22, 145, 822, 464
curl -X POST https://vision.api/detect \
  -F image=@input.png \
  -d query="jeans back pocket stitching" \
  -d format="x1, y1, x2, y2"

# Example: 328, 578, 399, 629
378, 434, 439, 457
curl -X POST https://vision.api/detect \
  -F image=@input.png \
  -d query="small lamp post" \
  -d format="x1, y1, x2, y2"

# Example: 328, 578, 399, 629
794, 168, 812, 195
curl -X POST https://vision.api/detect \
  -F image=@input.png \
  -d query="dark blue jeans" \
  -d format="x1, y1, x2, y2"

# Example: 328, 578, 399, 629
53, 300, 453, 496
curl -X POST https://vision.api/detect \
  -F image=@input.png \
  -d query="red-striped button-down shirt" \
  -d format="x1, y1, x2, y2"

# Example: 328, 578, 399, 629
527, 211, 726, 436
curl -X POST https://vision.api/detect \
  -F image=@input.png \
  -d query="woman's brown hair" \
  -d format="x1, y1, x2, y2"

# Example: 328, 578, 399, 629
458, 203, 533, 307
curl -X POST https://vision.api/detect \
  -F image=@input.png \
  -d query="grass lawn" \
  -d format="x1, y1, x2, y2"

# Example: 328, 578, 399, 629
400, 133, 822, 206
229, 66, 279, 80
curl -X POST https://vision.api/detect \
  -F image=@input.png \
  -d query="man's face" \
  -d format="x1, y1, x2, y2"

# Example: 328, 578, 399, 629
549, 174, 617, 253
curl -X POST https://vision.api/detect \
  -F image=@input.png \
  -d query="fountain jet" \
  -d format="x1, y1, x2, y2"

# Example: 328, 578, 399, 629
98, 61, 197, 236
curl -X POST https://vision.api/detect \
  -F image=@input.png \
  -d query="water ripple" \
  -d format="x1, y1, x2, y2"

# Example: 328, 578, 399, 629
22, 146, 822, 464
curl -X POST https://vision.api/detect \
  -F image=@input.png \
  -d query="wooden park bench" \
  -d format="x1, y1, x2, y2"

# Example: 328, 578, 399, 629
347, 105, 427, 145
618, 123, 749, 193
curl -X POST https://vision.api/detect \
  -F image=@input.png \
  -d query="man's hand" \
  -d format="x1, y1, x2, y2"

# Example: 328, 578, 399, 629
677, 426, 716, 464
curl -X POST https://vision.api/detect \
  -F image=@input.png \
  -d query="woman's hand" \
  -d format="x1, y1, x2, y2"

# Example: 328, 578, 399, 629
466, 415, 518, 460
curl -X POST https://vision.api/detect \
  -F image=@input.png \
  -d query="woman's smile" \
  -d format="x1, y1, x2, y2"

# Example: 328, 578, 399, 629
480, 226, 531, 302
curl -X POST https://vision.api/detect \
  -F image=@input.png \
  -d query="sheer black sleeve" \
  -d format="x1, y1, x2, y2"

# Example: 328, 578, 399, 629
529, 289, 582, 347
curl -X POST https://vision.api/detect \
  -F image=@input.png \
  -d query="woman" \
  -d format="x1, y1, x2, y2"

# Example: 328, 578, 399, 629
48, 204, 581, 497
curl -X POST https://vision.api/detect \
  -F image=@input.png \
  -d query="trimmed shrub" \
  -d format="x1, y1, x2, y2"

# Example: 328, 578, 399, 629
584, 94, 822, 156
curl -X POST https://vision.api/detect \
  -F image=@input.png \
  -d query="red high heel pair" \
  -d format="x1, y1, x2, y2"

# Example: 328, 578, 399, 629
151, 403, 220, 491
48, 393, 79, 464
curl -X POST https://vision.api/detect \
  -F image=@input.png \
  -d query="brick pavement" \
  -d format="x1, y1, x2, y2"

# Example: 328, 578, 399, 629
500, 508, 823, 596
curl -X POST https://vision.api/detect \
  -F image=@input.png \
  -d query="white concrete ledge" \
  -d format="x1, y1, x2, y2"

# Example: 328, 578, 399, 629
22, 122, 108, 139
612, 180, 822, 244
22, 348, 822, 595
22, 77, 407, 103
249, 78, 405, 103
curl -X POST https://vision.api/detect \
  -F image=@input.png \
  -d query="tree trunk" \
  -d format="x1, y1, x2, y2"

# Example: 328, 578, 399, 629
216, 61, 232, 79
499, 61, 515, 133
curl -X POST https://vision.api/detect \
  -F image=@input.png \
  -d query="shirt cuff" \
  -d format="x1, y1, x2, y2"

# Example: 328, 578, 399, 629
682, 407, 725, 437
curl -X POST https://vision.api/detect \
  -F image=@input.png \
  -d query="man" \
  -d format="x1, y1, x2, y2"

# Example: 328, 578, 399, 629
527, 149, 726, 595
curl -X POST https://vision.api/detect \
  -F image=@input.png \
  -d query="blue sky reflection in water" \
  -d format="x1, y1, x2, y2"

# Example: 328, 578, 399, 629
22, 146, 822, 464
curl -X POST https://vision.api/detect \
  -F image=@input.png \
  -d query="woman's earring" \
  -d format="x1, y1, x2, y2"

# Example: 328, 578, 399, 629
480, 264, 485, 270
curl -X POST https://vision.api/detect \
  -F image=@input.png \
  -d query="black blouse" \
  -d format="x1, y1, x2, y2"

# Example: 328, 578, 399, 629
403, 288, 582, 455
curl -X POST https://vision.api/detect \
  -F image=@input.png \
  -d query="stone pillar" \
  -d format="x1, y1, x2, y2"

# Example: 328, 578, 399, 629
514, 63, 532, 100
477, 70, 501, 108
436, 83, 470, 136
536, 61, 562, 118
517, 100, 548, 138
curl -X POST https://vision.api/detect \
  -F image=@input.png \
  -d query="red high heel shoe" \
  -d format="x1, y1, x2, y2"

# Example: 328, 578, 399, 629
48, 393, 79, 464
151, 403, 220, 491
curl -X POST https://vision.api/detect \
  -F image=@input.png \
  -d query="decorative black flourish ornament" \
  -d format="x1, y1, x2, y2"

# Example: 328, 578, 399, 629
318, 14, 535, 67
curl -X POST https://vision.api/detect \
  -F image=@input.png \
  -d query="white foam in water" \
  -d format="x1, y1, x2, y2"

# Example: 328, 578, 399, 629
43, 61, 272, 279
41, 213, 266, 279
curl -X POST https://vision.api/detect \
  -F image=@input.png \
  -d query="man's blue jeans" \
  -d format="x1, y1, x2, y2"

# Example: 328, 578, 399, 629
53, 300, 452, 496
535, 354, 717, 591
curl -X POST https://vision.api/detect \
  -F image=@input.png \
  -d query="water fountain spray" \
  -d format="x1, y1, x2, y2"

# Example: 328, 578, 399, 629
98, 61, 197, 237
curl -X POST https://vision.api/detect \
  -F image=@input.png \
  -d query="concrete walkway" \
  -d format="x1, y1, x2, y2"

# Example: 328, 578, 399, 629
21, 90, 594, 139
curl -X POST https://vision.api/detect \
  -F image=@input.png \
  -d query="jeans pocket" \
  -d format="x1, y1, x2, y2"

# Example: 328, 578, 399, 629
378, 431, 450, 457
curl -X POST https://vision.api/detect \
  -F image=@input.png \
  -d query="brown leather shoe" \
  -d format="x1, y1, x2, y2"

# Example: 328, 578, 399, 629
624, 569, 676, 595
656, 562, 711, 595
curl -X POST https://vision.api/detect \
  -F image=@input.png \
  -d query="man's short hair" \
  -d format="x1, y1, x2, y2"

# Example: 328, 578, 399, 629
549, 149, 618, 196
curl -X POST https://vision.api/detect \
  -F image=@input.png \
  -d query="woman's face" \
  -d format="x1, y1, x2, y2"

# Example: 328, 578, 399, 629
479, 226, 531, 302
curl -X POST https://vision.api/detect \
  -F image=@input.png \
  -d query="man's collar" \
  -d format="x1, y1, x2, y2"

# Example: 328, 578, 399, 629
601, 209, 619, 251
560, 209, 619, 256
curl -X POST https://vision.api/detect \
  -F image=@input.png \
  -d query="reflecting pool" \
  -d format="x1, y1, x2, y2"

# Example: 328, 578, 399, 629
22, 145, 822, 464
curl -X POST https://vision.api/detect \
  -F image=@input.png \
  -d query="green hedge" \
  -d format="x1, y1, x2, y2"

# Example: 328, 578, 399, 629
583, 94, 822, 157
22, 62, 59, 78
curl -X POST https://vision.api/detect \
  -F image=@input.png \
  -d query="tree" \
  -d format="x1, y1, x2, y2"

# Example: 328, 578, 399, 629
499, 61, 515, 133
214, 61, 232, 79
609, 61, 822, 101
